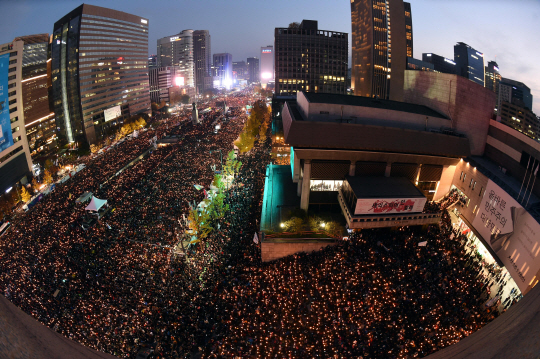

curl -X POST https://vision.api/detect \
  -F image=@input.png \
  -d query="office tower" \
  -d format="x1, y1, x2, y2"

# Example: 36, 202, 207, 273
193, 30, 211, 94
247, 57, 259, 84
351, 0, 409, 101
404, 2, 413, 58
498, 78, 533, 111
148, 54, 157, 68
14, 34, 56, 158
0, 39, 34, 194
406, 57, 434, 72
260, 46, 274, 87
213, 53, 233, 89
454, 42, 484, 86
51, 4, 150, 146
157, 30, 194, 88
149, 66, 180, 104
485, 60, 500, 94
275, 20, 348, 95
499, 101, 539, 141
233, 61, 247, 81
422, 53, 456, 74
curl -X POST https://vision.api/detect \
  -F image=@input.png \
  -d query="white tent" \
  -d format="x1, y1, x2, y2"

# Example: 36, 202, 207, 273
85, 196, 107, 212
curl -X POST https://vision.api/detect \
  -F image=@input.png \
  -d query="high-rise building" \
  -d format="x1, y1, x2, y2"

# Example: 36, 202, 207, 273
404, 2, 413, 58
233, 61, 247, 81
157, 30, 194, 88
51, 4, 150, 146
247, 57, 259, 84
484, 61, 500, 92
275, 20, 348, 96
193, 30, 211, 93
351, 0, 409, 101
422, 53, 456, 74
0, 39, 34, 194
14, 34, 56, 158
148, 54, 157, 68
149, 66, 181, 104
499, 101, 540, 141
213, 53, 232, 89
454, 42, 484, 86
406, 57, 434, 72
498, 78, 533, 111
260, 46, 274, 87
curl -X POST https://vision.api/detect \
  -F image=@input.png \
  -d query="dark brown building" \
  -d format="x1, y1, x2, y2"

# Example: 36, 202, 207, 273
499, 101, 540, 141
351, 0, 410, 101
275, 20, 348, 96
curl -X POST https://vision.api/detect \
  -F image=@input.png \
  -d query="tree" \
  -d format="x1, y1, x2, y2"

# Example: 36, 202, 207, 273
283, 217, 305, 232
187, 207, 213, 243
222, 150, 242, 180
20, 186, 32, 203
289, 22, 301, 28
43, 169, 53, 185
180, 94, 191, 104
31, 177, 39, 192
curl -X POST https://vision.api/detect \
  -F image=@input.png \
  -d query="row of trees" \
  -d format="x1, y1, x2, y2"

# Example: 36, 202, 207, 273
234, 100, 271, 153
186, 150, 242, 246
90, 117, 146, 153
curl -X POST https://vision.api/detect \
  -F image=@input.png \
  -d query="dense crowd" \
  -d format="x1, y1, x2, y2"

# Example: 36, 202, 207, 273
0, 90, 521, 358
203, 208, 514, 358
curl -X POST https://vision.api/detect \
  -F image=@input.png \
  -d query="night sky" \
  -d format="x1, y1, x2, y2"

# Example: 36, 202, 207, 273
1, 0, 539, 113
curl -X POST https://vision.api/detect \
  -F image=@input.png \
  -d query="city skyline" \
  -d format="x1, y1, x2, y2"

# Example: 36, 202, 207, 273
1, 0, 539, 113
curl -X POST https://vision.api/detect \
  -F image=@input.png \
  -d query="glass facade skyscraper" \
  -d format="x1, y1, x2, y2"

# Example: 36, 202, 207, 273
193, 30, 211, 94
52, 4, 150, 146
454, 42, 484, 87
157, 30, 194, 89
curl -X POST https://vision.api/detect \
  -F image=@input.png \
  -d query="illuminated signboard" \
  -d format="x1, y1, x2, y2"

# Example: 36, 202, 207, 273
104, 105, 122, 122
170, 36, 179, 41
175, 76, 184, 86
0, 53, 14, 152
355, 197, 426, 215
262, 49, 272, 53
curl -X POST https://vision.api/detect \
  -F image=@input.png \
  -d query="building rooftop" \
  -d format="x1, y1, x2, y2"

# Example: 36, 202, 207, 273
302, 92, 448, 119
345, 176, 425, 199
283, 102, 470, 158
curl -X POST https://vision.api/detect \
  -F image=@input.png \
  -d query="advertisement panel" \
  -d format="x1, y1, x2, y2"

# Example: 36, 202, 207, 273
0, 53, 14, 153
472, 179, 540, 294
104, 105, 122, 122
354, 197, 427, 215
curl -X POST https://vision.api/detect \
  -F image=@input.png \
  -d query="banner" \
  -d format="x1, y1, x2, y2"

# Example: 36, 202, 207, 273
472, 179, 540, 294
354, 197, 426, 215
0, 53, 14, 152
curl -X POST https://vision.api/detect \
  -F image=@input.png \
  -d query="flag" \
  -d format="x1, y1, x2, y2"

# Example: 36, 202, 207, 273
253, 232, 259, 244
203, 189, 208, 198
418, 241, 428, 247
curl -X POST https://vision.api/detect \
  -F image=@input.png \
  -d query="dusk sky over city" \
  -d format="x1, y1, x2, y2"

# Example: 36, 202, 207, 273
4, 0, 540, 357
2, 0, 539, 112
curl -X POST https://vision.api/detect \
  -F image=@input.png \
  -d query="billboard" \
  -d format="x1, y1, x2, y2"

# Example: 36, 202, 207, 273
0, 53, 14, 153
104, 105, 122, 122
472, 179, 540, 294
354, 197, 426, 215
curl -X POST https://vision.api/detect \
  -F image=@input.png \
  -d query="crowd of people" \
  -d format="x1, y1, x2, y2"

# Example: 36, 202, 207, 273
0, 89, 522, 358
202, 208, 514, 358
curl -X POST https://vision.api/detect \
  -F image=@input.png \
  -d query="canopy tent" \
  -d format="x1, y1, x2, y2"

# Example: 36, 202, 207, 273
85, 197, 107, 212
76, 191, 93, 204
